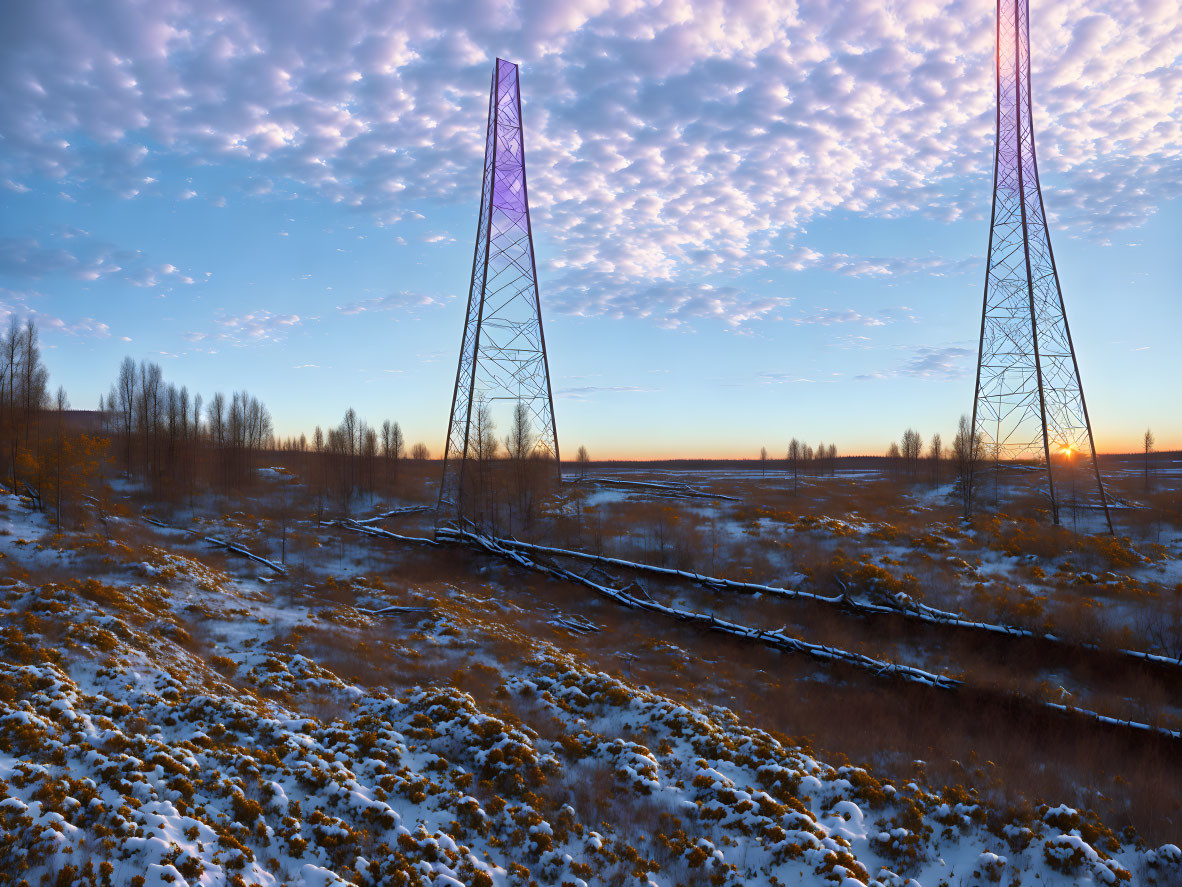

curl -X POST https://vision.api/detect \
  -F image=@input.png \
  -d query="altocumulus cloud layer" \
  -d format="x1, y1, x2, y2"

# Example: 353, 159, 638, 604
1, 0, 1179, 326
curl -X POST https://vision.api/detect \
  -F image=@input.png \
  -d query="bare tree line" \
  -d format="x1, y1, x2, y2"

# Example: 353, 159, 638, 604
0, 318, 51, 493
0, 317, 115, 530
94, 355, 443, 510
883, 420, 983, 517
99, 357, 272, 495
783, 439, 838, 493
303, 408, 418, 508
0, 319, 1164, 538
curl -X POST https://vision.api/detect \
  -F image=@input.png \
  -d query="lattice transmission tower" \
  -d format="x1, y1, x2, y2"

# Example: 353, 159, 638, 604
969, 0, 1112, 532
439, 58, 560, 522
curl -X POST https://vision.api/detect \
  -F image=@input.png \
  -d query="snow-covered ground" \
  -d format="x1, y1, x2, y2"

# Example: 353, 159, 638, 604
1, 485, 1180, 885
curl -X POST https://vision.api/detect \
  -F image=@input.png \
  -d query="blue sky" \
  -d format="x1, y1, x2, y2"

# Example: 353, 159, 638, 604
1, 0, 1178, 458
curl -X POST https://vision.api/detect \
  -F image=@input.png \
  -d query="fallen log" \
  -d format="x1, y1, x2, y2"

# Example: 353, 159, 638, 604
321, 519, 439, 546
202, 535, 288, 575
357, 605, 434, 617
440, 528, 1182, 742
352, 505, 434, 526
440, 527, 960, 692
489, 536, 1182, 672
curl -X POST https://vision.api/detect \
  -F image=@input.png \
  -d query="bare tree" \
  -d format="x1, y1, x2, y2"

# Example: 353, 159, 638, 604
473, 397, 499, 462
760, 446, 768, 478
952, 415, 981, 519
901, 428, 923, 478
52, 387, 68, 528
886, 442, 902, 480
576, 445, 590, 479
381, 420, 394, 460
471, 395, 499, 524
411, 443, 430, 460
505, 401, 535, 462
391, 422, 405, 460
505, 400, 537, 526
1144, 428, 1154, 491
208, 393, 226, 450
137, 361, 163, 480
115, 356, 137, 473
381, 419, 405, 489
312, 425, 326, 522
339, 407, 359, 495
787, 439, 801, 493
362, 425, 378, 497
20, 319, 49, 445
826, 443, 837, 476
929, 433, 942, 491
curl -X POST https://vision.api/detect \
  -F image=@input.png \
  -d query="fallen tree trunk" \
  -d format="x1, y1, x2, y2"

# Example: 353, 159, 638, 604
352, 505, 434, 525
439, 528, 1182, 742
321, 518, 440, 546
489, 536, 1182, 671
356, 605, 434, 617
202, 535, 287, 575
439, 527, 959, 691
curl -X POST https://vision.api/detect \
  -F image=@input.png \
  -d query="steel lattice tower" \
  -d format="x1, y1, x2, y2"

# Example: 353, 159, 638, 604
969, 0, 1112, 532
439, 58, 560, 520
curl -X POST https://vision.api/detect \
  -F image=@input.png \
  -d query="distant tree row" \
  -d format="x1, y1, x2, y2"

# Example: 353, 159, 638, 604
883, 420, 983, 516
98, 357, 273, 495
885, 428, 937, 482
305, 409, 417, 507
783, 440, 838, 492
92, 356, 444, 510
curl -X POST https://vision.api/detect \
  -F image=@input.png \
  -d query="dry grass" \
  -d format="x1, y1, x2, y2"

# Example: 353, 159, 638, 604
41, 460, 1179, 849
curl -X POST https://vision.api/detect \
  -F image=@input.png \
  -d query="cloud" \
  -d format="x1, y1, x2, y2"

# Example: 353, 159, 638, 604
857, 344, 975, 380
785, 248, 979, 279
0, 0, 1175, 322
46, 316, 111, 338
0, 287, 113, 339
557, 385, 659, 400
0, 228, 194, 289
549, 274, 792, 329
758, 373, 824, 384
899, 345, 975, 379
337, 291, 444, 315
792, 308, 885, 327
190, 309, 303, 345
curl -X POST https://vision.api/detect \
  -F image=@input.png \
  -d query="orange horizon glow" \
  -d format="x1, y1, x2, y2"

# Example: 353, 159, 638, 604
546, 440, 1181, 462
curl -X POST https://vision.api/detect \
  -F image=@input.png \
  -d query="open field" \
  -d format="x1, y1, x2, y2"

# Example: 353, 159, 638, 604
1, 455, 1180, 885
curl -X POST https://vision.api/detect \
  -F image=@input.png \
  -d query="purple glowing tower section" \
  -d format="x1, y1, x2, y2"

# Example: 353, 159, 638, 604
969, 0, 1111, 530
439, 59, 560, 517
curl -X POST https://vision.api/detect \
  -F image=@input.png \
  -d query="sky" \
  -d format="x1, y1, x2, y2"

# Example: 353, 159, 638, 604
0, 0, 1179, 459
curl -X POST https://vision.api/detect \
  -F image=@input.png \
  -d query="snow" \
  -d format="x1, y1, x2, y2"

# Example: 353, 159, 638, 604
0, 481, 1175, 886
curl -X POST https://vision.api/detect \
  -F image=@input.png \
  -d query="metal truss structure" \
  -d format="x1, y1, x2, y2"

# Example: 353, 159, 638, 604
439, 58, 560, 520
969, 0, 1112, 532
